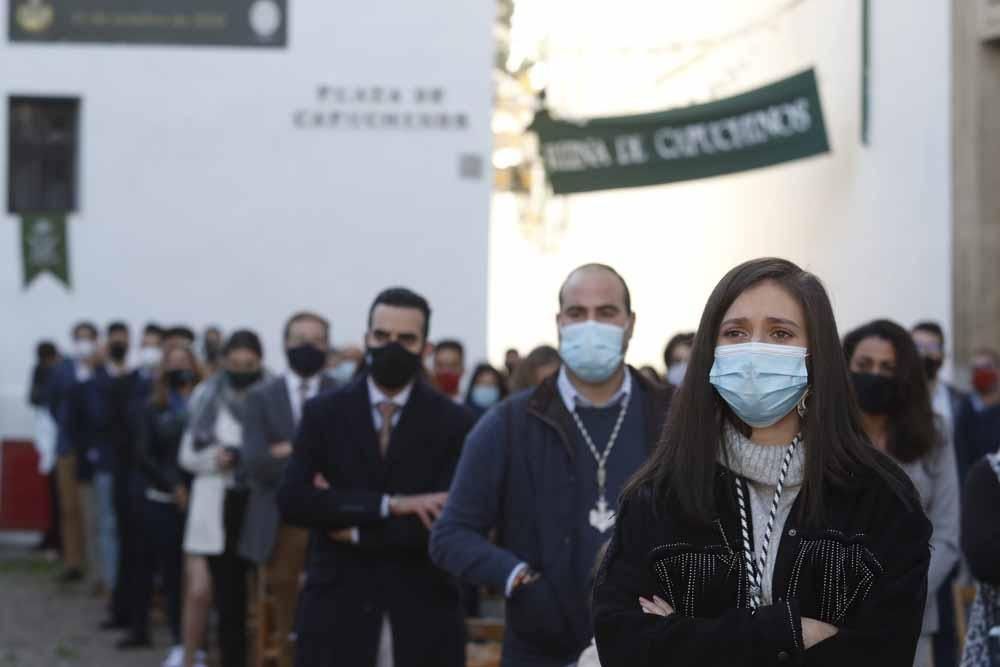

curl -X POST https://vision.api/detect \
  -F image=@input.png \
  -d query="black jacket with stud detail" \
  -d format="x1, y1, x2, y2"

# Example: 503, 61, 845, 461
593, 456, 931, 667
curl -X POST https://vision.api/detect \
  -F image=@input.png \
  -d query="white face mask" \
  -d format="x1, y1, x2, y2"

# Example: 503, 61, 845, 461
72, 339, 96, 360
666, 361, 688, 386
139, 346, 163, 369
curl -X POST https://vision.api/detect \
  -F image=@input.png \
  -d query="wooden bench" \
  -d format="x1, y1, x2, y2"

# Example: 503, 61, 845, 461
250, 570, 281, 667
466, 617, 504, 667
955, 583, 978, 655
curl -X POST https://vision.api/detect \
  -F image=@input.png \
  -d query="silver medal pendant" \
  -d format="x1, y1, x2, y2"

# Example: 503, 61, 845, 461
589, 496, 616, 534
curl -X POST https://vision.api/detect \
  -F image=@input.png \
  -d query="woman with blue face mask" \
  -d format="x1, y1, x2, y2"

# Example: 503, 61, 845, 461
593, 257, 931, 667
464, 363, 508, 422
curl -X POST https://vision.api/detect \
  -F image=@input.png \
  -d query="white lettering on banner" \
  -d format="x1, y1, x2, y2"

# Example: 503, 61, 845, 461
534, 70, 830, 192
652, 127, 683, 159
542, 139, 614, 171
543, 98, 815, 172
709, 122, 733, 151
650, 98, 814, 162
614, 134, 649, 165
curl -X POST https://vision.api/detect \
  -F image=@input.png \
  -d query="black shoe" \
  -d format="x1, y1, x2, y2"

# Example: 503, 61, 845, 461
116, 635, 152, 650
100, 618, 128, 631
57, 568, 84, 584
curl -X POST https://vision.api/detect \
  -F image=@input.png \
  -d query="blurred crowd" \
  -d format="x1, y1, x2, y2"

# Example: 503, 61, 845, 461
20, 269, 1000, 667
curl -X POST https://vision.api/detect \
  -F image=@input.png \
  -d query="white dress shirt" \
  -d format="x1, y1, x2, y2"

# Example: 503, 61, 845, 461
365, 377, 415, 667
367, 376, 413, 430
557, 365, 631, 413
75, 361, 93, 383
285, 371, 322, 424
363, 377, 415, 522
106, 361, 129, 378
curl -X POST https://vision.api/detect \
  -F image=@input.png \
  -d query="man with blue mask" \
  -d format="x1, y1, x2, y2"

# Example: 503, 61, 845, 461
326, 345, 364, 385
431, 263, 673, 667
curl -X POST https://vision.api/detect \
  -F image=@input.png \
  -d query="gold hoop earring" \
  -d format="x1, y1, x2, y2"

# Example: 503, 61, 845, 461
796, 387, 811, 418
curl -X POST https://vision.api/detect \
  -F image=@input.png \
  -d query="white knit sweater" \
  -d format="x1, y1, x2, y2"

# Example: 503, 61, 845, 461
721, 427, 805, 605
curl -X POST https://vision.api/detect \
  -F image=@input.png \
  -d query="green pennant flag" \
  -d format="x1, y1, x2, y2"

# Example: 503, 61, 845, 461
21, 213, 71, 288
531, 69, 831, 195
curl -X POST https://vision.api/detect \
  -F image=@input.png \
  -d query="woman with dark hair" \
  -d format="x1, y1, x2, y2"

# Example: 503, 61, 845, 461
464, 363, 509, 421
594, 258, 930, 667
509, 344, 561, 393
844, 319, 961, 667
662, 331, 695, 387
179, 330, 267, 667
118, 343, 202, 664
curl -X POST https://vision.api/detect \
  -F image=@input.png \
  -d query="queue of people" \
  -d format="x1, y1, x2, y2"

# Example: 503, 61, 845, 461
23, 257, 1000, 667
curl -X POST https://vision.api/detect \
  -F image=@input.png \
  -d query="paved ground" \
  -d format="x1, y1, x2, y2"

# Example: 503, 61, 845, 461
0, 535, 504, 667
0, 541, 168, 667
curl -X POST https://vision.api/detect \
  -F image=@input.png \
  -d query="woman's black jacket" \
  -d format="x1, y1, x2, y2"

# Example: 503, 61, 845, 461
593, 461, 931, 667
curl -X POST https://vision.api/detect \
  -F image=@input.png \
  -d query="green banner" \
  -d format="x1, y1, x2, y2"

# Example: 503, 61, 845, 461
9, 0, 287, 48
21, 214, 70, 289
531, 69, 831, 195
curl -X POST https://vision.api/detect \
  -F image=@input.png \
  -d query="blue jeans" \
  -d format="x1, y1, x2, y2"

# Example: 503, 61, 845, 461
92, 472, 119, 588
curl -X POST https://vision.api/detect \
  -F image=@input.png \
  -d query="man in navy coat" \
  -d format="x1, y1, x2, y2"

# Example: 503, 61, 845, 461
278, 287, 474, 667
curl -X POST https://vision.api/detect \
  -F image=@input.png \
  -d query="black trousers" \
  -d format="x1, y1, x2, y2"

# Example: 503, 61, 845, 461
207, 490, 250, 667
40, 472, 62, 551
130, 496, 184, 643
111, 468, 140, 624
933, 565, 960, 667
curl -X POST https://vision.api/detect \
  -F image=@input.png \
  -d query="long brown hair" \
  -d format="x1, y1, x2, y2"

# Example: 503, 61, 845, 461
509, 345, 561, 393
151, 343, 203, 409
843, 319, 938, 464
624, 258, 912, 526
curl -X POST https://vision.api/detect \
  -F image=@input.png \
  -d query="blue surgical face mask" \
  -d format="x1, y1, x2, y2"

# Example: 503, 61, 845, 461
327, 360, 358, 385
708, 342, 809, 428
666, 361, 688, 386
559, 320, 626, 383
470, 384, 501, 409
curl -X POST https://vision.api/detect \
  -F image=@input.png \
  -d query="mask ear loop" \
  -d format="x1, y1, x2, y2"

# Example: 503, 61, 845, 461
796, 386, 811, 418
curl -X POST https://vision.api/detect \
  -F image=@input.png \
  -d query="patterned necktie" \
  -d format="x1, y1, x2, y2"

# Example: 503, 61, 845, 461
376, 401, 398, 459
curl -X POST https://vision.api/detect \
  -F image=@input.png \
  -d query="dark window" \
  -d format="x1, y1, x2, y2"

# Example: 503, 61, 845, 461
8, 97, 80, 213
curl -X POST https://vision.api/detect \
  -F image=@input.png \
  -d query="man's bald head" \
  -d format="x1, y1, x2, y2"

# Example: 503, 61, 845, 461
558, 263, 632, 315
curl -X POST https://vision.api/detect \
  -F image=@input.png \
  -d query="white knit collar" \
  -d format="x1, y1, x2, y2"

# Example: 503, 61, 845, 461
721, 424, 805, 488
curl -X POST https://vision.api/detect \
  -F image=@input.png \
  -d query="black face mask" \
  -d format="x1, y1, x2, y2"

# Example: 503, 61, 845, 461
367, 342, 422, 390
204, 341, 221, 363
227, 369, 261, 390
166, 369, 196, 390
922, 356, 943, 382
851, 372, 897, 415
286, 344, 326, 378
108, 342, 129, 363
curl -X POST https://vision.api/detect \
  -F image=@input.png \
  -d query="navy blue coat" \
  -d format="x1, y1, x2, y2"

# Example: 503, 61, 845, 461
278, 375, 474, 667
49, 358, 79, 458
429, 367, 671, 667
66, 366, 115, 478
